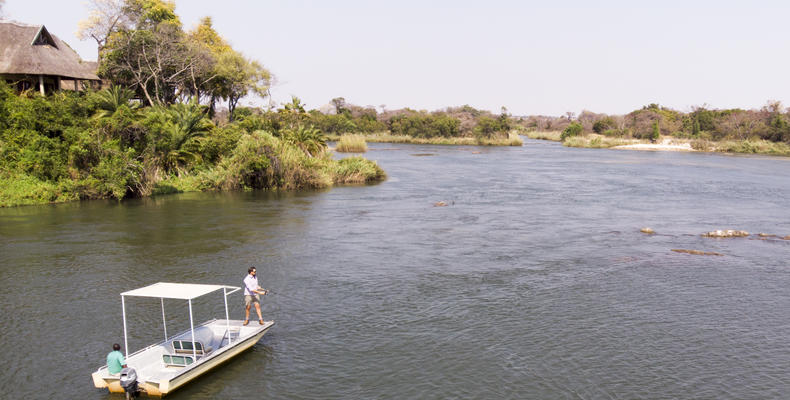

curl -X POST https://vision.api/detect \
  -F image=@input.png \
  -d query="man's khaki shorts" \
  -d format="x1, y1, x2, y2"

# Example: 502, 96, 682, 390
245, 294, 260, 307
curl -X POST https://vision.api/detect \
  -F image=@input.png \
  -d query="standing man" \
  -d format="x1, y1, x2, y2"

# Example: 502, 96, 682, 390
107, 343, 127, 375
243, 266, 268, 325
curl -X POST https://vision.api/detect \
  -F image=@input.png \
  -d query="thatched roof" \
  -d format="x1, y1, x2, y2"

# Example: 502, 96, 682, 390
0, 21, 99, 80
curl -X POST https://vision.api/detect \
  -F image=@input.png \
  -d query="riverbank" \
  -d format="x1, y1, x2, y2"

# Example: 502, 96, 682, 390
522, 131, 790, 156
326, 132, 523, 146
0, 130, 386, 208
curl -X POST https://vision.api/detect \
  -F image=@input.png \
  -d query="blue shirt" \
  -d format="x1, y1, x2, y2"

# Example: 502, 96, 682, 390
107, 350, 125, 374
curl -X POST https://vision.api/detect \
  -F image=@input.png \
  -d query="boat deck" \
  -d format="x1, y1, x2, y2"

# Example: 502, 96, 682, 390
94, 319, 272, 383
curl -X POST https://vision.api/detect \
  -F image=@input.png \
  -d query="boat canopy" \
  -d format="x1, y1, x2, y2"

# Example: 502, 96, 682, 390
119, 282, 241, 359
122, 282, 237, 300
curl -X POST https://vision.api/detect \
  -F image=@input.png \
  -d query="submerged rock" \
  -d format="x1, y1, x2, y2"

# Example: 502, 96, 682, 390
640, 227, 655, 234
702, 230, 749, 238
783, 235, 790, 240
672, 249, 724, 256
758, 233, 776, 238
434, 201, 448, 207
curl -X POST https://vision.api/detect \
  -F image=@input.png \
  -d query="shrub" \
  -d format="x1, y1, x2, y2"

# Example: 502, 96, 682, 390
651, 120, 660, 141
592, 117, 615, 133
560, 122, 583, 141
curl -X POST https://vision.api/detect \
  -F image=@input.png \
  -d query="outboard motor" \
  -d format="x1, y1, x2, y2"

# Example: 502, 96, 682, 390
119, 367, 140, 398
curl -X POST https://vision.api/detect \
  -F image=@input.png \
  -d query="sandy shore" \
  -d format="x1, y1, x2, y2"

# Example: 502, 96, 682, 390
612, 138, 695, 152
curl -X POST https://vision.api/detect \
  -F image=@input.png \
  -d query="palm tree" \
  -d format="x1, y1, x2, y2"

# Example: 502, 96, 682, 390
152, 102, 213, 172
93, 85, 138, 119
283, 125, 327, 157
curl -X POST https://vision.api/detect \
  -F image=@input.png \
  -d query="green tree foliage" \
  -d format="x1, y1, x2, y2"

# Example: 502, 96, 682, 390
282, 125, 327, 157
651, 120, 660, 141
144, 102, 213, 172
92, 85, 138, 119
592, 117, 615, 134
96, 0, 270, 114
560, 122, 583, 141
388, 113, 460, 138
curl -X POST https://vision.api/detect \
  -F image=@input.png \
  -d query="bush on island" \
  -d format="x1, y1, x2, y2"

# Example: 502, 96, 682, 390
560, 122, 583, 141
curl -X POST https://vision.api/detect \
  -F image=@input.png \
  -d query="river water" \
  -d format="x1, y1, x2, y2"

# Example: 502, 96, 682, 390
1, 139, 790, 399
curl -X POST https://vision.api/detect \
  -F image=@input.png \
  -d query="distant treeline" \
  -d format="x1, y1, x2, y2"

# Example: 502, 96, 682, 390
518, 102, 790, 143
232, 99, 514, 140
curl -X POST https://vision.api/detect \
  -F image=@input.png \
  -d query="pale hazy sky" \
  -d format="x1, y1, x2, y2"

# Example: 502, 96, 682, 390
3, 0, 790, 116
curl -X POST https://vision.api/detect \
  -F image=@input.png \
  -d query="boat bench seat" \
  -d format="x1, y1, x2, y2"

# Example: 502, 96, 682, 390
162, 354, 194, 367
172, 340, 213, 355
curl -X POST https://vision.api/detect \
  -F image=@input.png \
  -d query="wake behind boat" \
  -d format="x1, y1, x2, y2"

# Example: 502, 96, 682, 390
91, 282, 274, 397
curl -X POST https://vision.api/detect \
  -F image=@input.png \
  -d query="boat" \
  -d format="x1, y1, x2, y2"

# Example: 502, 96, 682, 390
91, 282, 274, 397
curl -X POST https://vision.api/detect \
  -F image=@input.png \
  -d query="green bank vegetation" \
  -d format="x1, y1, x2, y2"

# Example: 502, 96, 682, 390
518, 102, 790, 156
0, 84, 384, 207
0, 0, 384, 207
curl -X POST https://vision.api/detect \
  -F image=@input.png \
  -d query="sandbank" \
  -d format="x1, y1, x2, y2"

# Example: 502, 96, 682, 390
612, 139, 695, 152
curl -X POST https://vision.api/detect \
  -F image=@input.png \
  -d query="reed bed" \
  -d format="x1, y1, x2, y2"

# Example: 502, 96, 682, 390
522, 130, 562, 141
336, 134, 368, 153
711, 139, 790, 156
562, 135, 635, 148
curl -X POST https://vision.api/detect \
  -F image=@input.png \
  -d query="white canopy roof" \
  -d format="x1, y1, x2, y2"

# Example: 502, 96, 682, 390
121, 282, 238, 300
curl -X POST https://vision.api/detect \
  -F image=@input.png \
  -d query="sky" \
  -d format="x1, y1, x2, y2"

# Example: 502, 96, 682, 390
3, 0, 790, 116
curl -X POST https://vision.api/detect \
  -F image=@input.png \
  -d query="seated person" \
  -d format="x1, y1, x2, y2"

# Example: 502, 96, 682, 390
107, 343, 127, 375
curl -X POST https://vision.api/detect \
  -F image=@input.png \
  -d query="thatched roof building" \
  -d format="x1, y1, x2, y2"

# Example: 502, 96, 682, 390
0, 21, 100, 94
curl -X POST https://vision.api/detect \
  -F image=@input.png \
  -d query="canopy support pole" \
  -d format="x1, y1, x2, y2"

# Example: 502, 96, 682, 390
161, 298, 168, 341
121, 295, 129, 358
188, 299, 196, 360
223, 287, 231, 345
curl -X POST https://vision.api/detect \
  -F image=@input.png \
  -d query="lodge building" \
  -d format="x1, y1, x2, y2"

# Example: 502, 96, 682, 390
0, 21, 101, 94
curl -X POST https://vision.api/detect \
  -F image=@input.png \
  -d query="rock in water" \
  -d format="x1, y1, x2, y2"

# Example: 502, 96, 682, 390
434, 201, 448, 207
672, 249, 724, 256
640, 227, 655, 234
702, 230, 749, 238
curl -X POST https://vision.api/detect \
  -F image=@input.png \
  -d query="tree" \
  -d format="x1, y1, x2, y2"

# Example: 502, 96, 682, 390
331, 97, 348, 115
93, 85, 138, 119
560, 122, 583, 141
146, 102, 213, 172
99, 1, 192, 105
651, 120, 660, 142
77, 0, 130, 57
215, 53, 270, 121
282, 125, 327, 157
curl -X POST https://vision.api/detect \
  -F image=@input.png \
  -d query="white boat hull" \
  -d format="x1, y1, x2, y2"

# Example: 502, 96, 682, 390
92, 320, 273, 396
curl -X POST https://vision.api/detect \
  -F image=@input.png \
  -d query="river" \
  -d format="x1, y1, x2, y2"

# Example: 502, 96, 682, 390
1, 139, 789, 399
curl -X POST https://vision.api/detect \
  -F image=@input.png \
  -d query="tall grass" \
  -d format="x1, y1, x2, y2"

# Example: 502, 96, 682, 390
336, 134, 368, 153
522, 130, 562, 141
160, 131, 385, 194
0, 172, 77, 207
562, 135, 634, 148
712, 139, 790, 156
